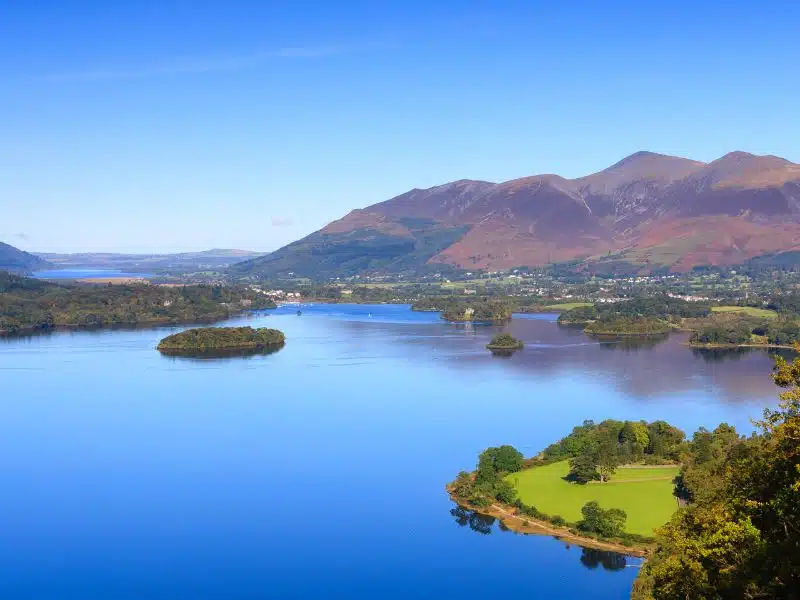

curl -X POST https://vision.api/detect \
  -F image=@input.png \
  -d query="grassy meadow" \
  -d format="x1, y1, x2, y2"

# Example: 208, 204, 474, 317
542, 302, 593, 311
711, 306, 777, 319
506, 461, 679, 536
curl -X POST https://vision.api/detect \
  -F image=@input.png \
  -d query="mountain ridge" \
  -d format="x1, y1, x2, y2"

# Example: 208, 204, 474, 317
0, 242, 50, 273
231, 151, 800, 279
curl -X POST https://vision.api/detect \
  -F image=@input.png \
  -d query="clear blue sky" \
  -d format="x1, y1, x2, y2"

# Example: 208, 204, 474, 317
2, 1, 798, 253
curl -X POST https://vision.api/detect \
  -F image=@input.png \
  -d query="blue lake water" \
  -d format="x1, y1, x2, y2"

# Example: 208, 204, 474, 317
0, 304, 784, 599
32, 268, 152, 279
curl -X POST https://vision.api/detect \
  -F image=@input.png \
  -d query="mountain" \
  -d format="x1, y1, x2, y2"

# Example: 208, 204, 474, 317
0, 241, 50, 273
231, 151, 800, 279
38, 249, 266, 274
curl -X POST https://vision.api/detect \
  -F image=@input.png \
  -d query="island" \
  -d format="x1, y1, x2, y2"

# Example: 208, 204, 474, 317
583, 316, 671, 337
156, 326, 286, 357
441, 299, 513, 324
486, 332, 524, 355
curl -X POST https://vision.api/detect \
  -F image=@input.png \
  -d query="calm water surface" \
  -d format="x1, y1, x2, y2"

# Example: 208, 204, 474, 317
0, 304, 784, 599
32, 268, 152, 279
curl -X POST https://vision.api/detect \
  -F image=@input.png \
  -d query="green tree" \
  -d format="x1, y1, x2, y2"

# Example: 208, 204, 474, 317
578, 501, 627, 538
568, 442, 599, 484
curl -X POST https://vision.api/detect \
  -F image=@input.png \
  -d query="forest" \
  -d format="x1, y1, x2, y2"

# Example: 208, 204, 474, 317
157, 326, 285, 352
631, 357, 800, 598
0, 272, 276, 334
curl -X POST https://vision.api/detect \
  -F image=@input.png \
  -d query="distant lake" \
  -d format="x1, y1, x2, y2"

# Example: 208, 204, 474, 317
0, 304, 785, 599
32, 268, 152, 279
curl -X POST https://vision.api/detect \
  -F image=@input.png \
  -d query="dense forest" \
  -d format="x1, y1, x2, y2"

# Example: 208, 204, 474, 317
157, 326, 285, 352
542, 419, 684, 483
440, 299, 514, 323
0, 272, 276, 334
690, 316, 800, 347
583, 316, 671, 336
558, 295, 713, 335
632, 356, 800, 599
486, 332, 523, 350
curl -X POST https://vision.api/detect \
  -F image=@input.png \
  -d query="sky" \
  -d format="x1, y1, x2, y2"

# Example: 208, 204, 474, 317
2, 0, 799, 253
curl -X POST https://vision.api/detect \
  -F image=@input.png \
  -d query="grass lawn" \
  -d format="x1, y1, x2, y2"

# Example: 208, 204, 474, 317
543, 302, 593, 311
506, 461, 679, 536
711, 306, 777, 319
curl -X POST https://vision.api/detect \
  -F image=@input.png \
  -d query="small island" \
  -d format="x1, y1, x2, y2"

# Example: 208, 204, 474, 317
157, 326, 286, 357
583, 316, 671, 337
441, 299, 513, 324
486, 332, 524, 355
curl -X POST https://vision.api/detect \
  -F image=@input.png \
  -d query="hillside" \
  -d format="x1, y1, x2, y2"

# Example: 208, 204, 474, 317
231, 151, 800, 279
0, 241, 50, 273
38, 249, 265, 274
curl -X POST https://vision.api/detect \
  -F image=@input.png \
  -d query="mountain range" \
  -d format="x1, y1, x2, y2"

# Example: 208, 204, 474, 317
232, 151, 800, 278
37, 249, 263, 273
0, 242, 50, 273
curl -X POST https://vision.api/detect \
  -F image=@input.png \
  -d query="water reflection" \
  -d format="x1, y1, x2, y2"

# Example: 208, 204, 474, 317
450, 506, 495, 535
597, 336, 669, 352
326, 310, 789, 403
449, 506, 630, 570
691, 346, 794, 364
157, 346, 284, 360
579, 548, 627, 571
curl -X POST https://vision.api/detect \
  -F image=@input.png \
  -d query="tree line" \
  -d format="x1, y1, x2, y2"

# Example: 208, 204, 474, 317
0, 272, 276, 334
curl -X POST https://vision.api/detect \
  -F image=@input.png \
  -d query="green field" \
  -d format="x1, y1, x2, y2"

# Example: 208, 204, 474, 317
543, 302, 593, 311
506, 461, 679, 536
711, 306, 777, 319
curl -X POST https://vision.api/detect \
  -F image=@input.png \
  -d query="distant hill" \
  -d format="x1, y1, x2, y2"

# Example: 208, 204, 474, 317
37, 249, 266, 274
231, 151, 800, 279
0, 241, 50, 273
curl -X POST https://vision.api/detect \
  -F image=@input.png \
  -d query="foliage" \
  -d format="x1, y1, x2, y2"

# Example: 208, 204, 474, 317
541, 419, 683, 483
583, 315, 671, 336
0, 273, 275, 334
486, 333, 523, 350
635, 351, 800, 599
156, 326, 285, 351
441, 299, 514, 323
689, 323, 753, 345
578, 501, 627, 538
451, 445, 524, 507
557, 304, 597, 324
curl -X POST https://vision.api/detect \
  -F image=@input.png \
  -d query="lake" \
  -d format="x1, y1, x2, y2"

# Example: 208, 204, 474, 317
32, 268, 152, 279
0, 304, 784, 599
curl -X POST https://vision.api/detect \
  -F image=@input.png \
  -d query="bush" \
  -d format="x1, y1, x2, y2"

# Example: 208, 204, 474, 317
578, 501, 627, 538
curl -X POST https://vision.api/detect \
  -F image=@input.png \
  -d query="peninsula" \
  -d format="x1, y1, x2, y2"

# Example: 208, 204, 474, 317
447, 419, 686, 556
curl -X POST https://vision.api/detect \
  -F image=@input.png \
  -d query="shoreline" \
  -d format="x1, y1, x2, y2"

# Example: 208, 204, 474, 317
0, 308, 275, 339
686, 342, 795, 350
448, 491, 651, 557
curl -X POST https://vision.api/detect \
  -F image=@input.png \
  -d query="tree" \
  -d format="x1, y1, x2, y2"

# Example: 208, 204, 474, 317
578, 501, 627, 538
620, 421, 650, 462
478, 445, 524, 475
635, 351, 800, 599
568, 442, 599, 484
596, 432, 620, 482
493, 479, 517, 504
